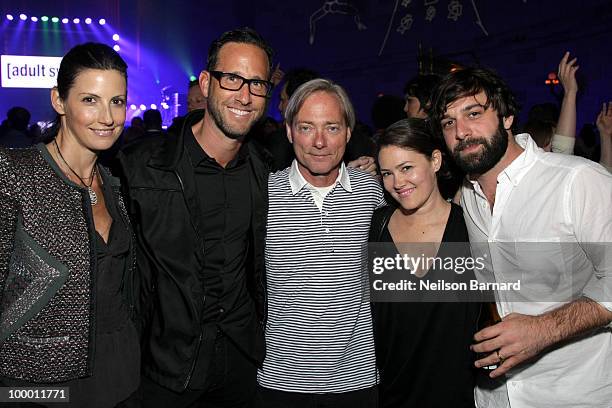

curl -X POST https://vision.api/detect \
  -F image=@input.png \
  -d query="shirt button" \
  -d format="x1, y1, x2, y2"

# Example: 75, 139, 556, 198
325, 228, 330, 233
218, 307, 225, 314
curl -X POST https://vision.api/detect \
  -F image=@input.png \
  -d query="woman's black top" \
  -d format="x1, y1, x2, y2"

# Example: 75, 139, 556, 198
371, 203, 480, 408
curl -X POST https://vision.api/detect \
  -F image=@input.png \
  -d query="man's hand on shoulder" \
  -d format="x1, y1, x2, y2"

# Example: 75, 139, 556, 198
347, 156, 377, 177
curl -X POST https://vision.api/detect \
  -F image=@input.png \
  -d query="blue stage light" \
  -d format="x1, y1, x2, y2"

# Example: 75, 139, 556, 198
61, 18, 68, 24
130, 104, 137, 110
19, 14, 27, 21
41, 16, 49, 22
73, 18, 80, 24
113, 44, 120, 52
139, 104, 146, 111
112, 34, 120, 41
31, 16, 38, 22
85, 18, 92, 24
99, 18, 106, 25
6, 14, 14, 21
150, 104, 158, 110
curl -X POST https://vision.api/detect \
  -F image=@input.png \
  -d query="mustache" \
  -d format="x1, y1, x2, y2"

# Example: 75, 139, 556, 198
454, 137, 489, 152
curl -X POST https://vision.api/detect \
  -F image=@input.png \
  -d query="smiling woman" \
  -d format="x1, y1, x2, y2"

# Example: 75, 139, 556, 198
369, 118, 481, 408
0, 43, 140, 407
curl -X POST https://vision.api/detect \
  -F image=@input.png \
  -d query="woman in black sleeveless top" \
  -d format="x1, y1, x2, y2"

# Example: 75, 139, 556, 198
369, 118, 480, 408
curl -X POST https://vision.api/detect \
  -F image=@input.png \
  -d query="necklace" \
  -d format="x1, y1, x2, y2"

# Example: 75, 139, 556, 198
53, 139, 98, 205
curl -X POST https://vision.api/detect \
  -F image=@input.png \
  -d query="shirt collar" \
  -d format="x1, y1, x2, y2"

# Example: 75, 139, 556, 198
288, 160, 352, 195
466, 133, 538, 188
498, 133, 539, 186
184, 126, 249, 168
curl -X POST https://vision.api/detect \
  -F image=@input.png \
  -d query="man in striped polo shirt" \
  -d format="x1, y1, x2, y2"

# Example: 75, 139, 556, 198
257, 79, 384, 407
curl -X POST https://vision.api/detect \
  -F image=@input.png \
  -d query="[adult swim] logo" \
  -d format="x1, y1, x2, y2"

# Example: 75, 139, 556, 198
1, 54, 62, 88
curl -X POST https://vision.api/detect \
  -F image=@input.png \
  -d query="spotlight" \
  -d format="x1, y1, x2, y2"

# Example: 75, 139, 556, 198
112, 34, 120, 41
98, 18, 106, 25
189, 75, 197, 82
73, 18, 80, 23
19, 14, 27, 21
139, 104, 146, 111
85, 18, 92, 24
150, 104, 158, 110
41, 16, 49, 22
61, 18, 68, 24
51, 17, 59, 23
31, 16, 38, 22
6, 14, 14, 21
161, 103, 169, 110
113, 45, 120, 52
130, 104, 137, 110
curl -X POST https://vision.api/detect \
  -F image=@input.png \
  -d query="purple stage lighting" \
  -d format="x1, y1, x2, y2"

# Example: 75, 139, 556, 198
19, 14, 27, 21
113, 44, 120, 51
150, 104, 158, 110
112, 34, 120, 41
130, 104, 137, 110
85, 18, 92, 24
99, 18, 106, 25
61, 18, 69, 24
6, 14, 14, 21
31, 16, 38, 22
73, 18, 80, 24
139, 104, 147, 111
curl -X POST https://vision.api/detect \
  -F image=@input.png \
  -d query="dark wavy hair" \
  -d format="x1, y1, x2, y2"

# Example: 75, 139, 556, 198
44, 42, 127, 140
429, 67, 519, 137
377, 118, 452, 180
207, 27, 274, 76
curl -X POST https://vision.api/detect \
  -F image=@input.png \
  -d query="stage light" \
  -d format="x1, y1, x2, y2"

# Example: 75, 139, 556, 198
161, 103, 169, 110
112, 34, 120, 41
73, 18, 80, 23
6, 14, 14, 21
139, 104, 147, 111
85, 18, 92, 24
41, 16, 49, 22
52, 17, 59, 23
150, 104, 157, 110
130, 104, 137, 110
189, 75, 197, 82
19, 14, 27, 21
61, 18, 68, 24
98, 18, 106, 25
113, 45, 120, 51
31, 16, 38, 22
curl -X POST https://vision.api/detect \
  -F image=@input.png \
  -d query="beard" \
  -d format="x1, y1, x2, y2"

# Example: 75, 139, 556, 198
452, 121, 509, 175
207, 91, 264, 140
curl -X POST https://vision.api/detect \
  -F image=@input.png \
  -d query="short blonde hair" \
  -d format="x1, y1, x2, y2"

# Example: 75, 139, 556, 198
284, 78, 356, 130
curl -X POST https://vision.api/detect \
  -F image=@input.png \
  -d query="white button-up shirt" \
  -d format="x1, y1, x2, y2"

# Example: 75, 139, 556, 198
461, 134, 612, 408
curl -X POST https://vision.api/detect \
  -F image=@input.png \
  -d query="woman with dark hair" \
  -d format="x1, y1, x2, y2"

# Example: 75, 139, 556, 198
369, 118, 479, 407
0, 42, 139, 407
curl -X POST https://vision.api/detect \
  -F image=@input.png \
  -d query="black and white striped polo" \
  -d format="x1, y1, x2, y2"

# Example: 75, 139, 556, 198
258, 162, 384, 393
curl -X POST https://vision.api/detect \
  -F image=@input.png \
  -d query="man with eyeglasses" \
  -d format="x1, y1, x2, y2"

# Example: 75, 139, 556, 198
119, 27, 273, 407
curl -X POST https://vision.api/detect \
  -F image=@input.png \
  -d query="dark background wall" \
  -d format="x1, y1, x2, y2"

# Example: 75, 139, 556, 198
1, 0, 611, 131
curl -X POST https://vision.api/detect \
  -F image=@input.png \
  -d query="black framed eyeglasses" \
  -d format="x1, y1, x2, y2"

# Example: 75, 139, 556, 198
210, 71, 273, 98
